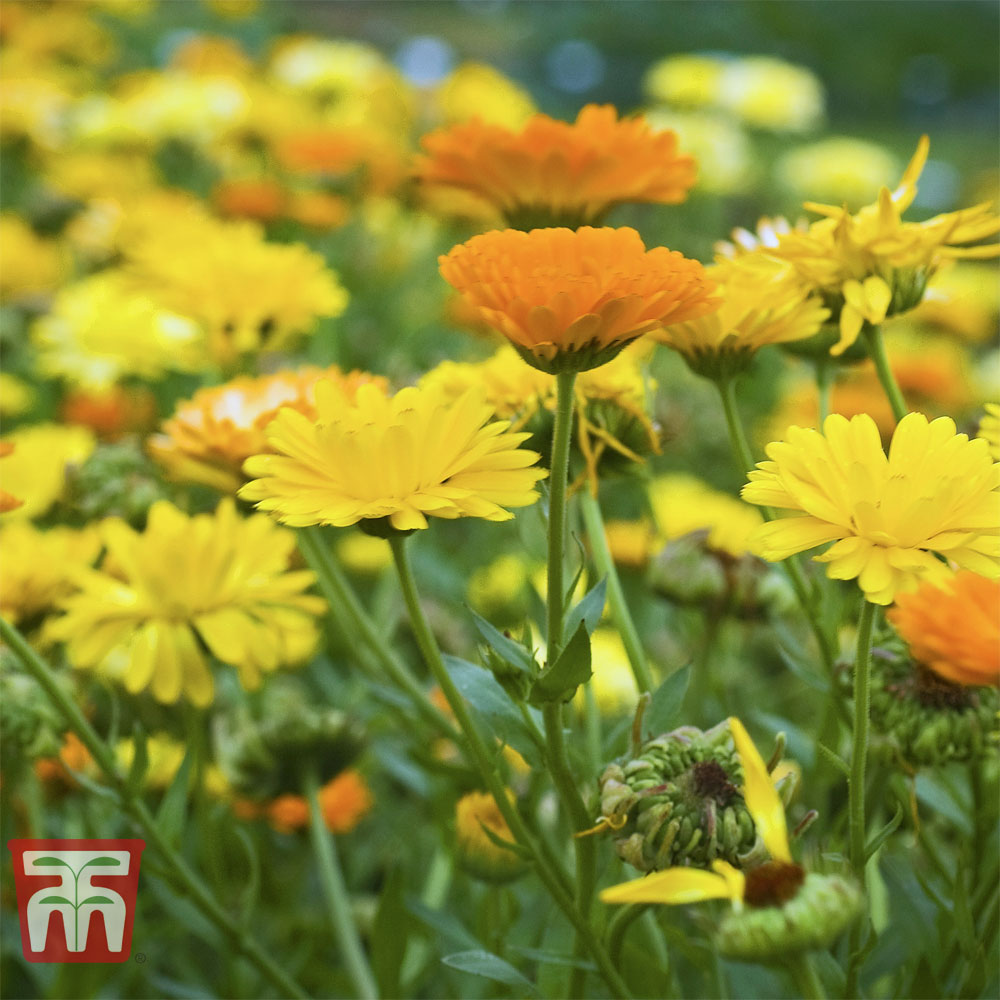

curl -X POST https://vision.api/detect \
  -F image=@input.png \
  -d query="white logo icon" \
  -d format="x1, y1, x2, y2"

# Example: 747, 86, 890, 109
22, 849, 131, 953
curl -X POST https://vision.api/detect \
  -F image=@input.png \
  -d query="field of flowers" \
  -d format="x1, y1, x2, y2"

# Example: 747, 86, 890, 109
1, 2, 998, 999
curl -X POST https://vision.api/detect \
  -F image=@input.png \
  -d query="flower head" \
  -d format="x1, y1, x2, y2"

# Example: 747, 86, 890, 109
440, 227, 718, 373
241, 381, 546, 532
260, 770, 373, 835
47, 499, 325, 706
455, 789, 527, 882
743, 413, 1000, 604
653, 254, 828, 378
149, 367, 387, 492
416, 104, 696, 229
887, 571, 999, 687
765, 137, 1000, 354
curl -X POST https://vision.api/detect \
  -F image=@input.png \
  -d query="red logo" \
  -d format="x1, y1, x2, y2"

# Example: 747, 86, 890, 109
8, 839, 145, 963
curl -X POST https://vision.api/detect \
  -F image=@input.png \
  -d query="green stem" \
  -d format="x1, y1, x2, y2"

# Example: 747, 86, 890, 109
297, 526, 458, 743
815, 354, 833, 423
788, 952, 827, 1000
863, 324, 908, 422
0, 615, 309, 1000
578, 488, 655, 693
387, 536, 630, 999
304, 766, 378, 1000
547, 371, 577, 660
607, 902, 648, 964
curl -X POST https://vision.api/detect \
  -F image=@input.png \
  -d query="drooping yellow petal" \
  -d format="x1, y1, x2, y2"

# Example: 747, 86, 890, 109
729, 717, 792, 863
600, 867, 735, 906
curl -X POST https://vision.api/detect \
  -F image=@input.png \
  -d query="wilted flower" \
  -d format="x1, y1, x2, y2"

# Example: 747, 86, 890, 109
48, 499, 325, 706
743, 413, 1000, 604
417, 104, 697, 229
149, 366, 386, 492
440, 227, 717, 373
241, 381, 546, 532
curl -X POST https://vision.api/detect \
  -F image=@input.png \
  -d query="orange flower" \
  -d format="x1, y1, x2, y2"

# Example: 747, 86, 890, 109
264, 770, 373, 834
149, 366, 387, 492
416, 103, 696, 228
35, 732, 94, 787
439, 226, 717, 373
888, 572, 1000, 686
275, 127, 406, 195
213, 179, 287, 221
60, 385, 158, 440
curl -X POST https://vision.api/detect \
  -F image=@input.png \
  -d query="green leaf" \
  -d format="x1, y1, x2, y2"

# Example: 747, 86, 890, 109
644, 665, 690, 736
529, 620, 592, 704
80, 895, 114, 905
372, 867, 411, 999
443, 656, 541, 766
441, 950, 539, 996
817, 743, 850, 778
563, 578, 606, 644
32, 857, 72, 867
80, 856, 121, 868
37, 895, 72, 905
406, 900, 480, 952
865, 803, 904, 861
468, 609, 537, 675
155, 744, 195, 847
507, 946, 597, 970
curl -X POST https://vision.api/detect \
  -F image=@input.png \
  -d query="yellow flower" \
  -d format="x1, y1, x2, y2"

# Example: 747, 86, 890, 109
47, 499, 325, 706
915, 261, 1000, 343
455, 789, 527, 882
115, 733, 228, 796
743, 413, 1000, 604
467, 553, 532, 618
0, 423, 96, 520
0, 522, 100, 625
768, 136, 1000, 354
439, 226, 718, 373
241, 381, 546, 532
433, 62, 536, 129
0, 215, 67, 303
649, 474, 764, 559
0, 373, 35, 417
574, 629, 639, 716
149, 367, 386, 492
653, 254, 828, 377
336, 532, 392, 575
416, 104, 697, 228
125, 216, 348, 369
716, 57, 825, 133
32, 272, 203, 390
888, 571, 999, 687
776, 137, 900, 208
601, 717, 791, 908
644, 54, 727, 110
978, 403, 1000, 459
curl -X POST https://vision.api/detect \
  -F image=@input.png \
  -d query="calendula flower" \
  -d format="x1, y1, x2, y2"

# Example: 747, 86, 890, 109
241, 381, 546, 532
47, 499, 325, 706
60, 385, 158, 441
644, 54, 727, 110
0, 215, 67, 304
574, 629, 638, 716
888, 571, 999, 687
776, 137, 899, 208
653, 254, 829, 378
717, 57, 825, 133
0, 374, 34, 417
0, 423, 96, 520
455, 789, 527, 883
915, 261, 1000, 343
440, 227, 717, 373
115, 734, 227, 795
149, 366, 386, 492
601, 718, 860, 960
743, 413, 1000, 604
125, 216, 348, 369
979, 404, 1000, 459
416, 104, 697, 229
0, 522, 100, 625
32, 272, 203, 390
766, 136, 1000, 354
257, 770, 373, 835
433, 62, 536, 129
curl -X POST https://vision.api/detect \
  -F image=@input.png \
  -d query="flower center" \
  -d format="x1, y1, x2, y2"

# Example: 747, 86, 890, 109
743, 860, 806, 908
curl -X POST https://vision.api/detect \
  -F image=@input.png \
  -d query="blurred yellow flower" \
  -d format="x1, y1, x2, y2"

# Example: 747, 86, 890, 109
574, 629, 638, 716
0, 373, 34, 417
915, 261, 1000, 343
115, 733, 228, 795
43, 151, 159, 202
776, 137, 900, 208
649, 473, 763, 559
32, 272, 203, 390
717, 57, 825, 133
455, 789, 527, 882
417, 104, 697, 228
653, 254, 828, 376
336, 532, 392, 575
644, 54, 727, 110
0, 522, 100, 625
241, 381, 546, 532
467, 553, 533, 617
149, 366, 386, 492
48, 499, 325, 706
888, 571, 999, 687
0, 423, 96, 520
433, 62, 536, 128
125, 217, 348, 369
440, 226, 717, 373
769, 136, 1000, 354
0, 215, 67, 303
743, 413, 1000, 604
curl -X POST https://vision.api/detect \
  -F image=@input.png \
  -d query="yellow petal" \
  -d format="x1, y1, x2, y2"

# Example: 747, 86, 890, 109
728, 717, 792, 863
600, 867, 734, 906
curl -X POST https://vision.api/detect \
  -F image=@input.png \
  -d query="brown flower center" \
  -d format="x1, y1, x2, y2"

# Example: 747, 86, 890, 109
743, 860, 806, 908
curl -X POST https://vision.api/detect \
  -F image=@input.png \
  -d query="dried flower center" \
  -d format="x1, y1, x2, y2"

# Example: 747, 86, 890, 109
889, 664, 974, 710
743, 860, 806, 908
691, 760, 738, 805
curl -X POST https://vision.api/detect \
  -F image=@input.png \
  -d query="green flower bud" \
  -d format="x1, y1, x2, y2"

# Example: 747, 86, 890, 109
865, 649, 1000, 767
597, 721, 768, 872
717, 870, 862, 961
0, 656, 66, 768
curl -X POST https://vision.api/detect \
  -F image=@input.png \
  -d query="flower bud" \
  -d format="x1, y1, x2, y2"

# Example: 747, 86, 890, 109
0, 659, 67, 769
455, 790, 529, 883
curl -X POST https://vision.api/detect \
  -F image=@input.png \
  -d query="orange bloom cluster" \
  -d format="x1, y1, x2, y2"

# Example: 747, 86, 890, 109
888, 571, 1000, 687
235, 770, 374, 835
416, 103, 696, 228
149, 366, 387, 492
440, 226, 717, 373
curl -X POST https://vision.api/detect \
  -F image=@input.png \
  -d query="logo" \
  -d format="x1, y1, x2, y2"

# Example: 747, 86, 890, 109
8, 839, 144, 963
